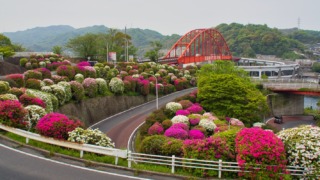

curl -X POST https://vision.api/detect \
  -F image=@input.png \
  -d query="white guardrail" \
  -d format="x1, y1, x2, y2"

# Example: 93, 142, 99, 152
0, 124, 317, 179
0, 124, 127, 165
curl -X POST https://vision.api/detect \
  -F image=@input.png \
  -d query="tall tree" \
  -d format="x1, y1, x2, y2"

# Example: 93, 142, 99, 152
52, 45, 63, 55
0, 34, 15, 58
197, 61, 268, 126
66, 33, 99, 58
144, 41, 163, 62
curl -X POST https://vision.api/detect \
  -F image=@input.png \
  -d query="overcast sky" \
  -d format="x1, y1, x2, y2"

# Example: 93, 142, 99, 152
1, 0, 319, 35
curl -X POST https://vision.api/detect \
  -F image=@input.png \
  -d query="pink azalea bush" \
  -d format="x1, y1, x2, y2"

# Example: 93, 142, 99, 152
34, 68, 52, 79
171, 123, 189, 131
188, 129, 205, 139
36, 113, 84, 140
188, 114, 202, 126
186, 103, 204, 114
230, 118, 245, 127
0, 100, 28, 129
235, 127, 288, 179
77, 61, 90, 67
56, 65, 75, 80
148, 122, 164, 135
82, 78, 98, 98
182, 137, 235, 177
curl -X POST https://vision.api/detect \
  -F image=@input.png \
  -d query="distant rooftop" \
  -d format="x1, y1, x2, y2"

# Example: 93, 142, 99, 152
13, 52, 54, 57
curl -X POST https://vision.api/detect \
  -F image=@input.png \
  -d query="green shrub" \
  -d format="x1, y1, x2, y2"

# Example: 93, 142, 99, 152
213, 127, 241, 154
20, 58, 29, 67
74, 73, 84, 83
161, 138, 183, 156
50, 84, 66, 105
140, 135, 166, 155
25, 78, 42, 90
8, 87, 25, 98
5, 74, 25, 88
24, 70, 42, 81
162, 119, 172, 130
0, 80, 10, 94
0, 93, 18, 101
82, 78, 98, 98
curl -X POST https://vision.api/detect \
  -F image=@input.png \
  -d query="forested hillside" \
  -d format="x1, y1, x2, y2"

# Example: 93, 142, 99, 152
216, 23, 306, 59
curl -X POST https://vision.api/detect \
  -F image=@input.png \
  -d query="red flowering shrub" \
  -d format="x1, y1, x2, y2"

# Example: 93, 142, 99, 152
56, 65, 75, 80
171, 123, 189, 131
25, 78, 42, 90
182, 137, 235, 177
148, 122, 164, 135
36, 113, 84, 140
35, 68, 52, 79
188, 114, 202, 126
188, 129, 205, 139
235, 128, 288, 179
0, 100, 28, 129
163, 84, 175, 94
5, 74, 25, 87
138, 79, 150, 96
19, 93, 46, 108
174, 78, 188, 91
77, 61, 90, 67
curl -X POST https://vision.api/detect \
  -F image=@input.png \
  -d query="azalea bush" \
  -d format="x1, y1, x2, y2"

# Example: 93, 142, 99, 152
82, 78, 98, 98
140, 135, 167, 155
165, 102, 183, 116
25, 105, 46, 130
199, 118, 216, 132
25, 78, 42, 90
0, 93, 18, 101
42, 78, 54, 86
69, 81, 85, 102
96, 78, 108, 95
277, 125, 320, 176
68, 127, 115, 148
109, 77, 124, 94
175, 109, 190, 116
5, 74, 25, 87
188, 114, 202, 126
50, 84, 66, 105
186, 104, 204, 114
56, 65, 75, 80
34, 68, 52, 79
0, 80, 10, 94
26, 89, 57, 112
36, 113, 84, 140
235, 127, 288, 179
74, 73, 84, 83
164, 126, 188, 140
24, 70, 42, 81
148, 122, 164, 135
0, 100, 28, 129
8, 87, 25, 98
188, 129, 205, 139
57, 81, 72, 103
182, 136, 235, 177
19, 93, 46, 108
171, 115, 189, 125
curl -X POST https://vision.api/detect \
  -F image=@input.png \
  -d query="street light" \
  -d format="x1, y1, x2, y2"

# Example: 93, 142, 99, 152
147, 74, 158, 110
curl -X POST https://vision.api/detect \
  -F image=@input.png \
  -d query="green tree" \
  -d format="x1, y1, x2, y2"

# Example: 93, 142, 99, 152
312, 62, 320, 73
0, 34, 15, 57
197, 61, 268, 126
66, 33, 99, 59
52, 45, 63, 55
144, 41, 163, 62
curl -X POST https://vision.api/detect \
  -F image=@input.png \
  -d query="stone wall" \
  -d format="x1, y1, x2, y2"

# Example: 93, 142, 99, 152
270, 93, 304, 116
57, 95, 155, 126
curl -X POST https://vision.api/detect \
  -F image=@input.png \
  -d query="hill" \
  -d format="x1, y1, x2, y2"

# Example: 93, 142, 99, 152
3, 25, 180, 54
215, 23, 307, 59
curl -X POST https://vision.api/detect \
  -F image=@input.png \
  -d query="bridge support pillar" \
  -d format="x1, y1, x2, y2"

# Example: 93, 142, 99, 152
269, 93, 304, 116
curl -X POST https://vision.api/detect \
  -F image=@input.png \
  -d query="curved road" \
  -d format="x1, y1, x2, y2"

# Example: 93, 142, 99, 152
0, 144, 148, 180
90, 88, 197, 148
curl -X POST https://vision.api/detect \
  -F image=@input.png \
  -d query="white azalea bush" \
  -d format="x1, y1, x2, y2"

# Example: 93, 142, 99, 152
171, 115, 189, 125
96, 78, 108, 95
199, 118, 217, 131
26, 89, 55, 112
25, 105, 46, 130
109, 77, 124, 94
50, 84, 66, 105
68, 127, 115, 148
74, 73, 84, 83
165, 102, 183, 113
277, 125, 320, 176
0, 93, 18, 101
58, 81, 72, 102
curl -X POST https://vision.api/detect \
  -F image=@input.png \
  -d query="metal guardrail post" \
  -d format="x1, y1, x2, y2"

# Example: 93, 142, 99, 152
128, 151, 132, 168
26, 137, 29, 144
115, 151, 118, 165
80, 150, 83, 158
171, 155, 175, 173
218, 159, 222, 178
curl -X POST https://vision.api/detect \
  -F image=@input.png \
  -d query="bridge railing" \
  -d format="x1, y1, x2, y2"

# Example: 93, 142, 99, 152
251, 78, 319, 84
251, 78, 320, 90
0, 124, 127, 164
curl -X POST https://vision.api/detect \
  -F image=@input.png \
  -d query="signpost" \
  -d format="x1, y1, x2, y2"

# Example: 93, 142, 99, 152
108, 52, 117, 67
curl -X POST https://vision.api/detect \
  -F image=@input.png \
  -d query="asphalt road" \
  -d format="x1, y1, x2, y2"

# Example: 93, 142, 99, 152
90, 87, 197, 149
0, 144, 149, 180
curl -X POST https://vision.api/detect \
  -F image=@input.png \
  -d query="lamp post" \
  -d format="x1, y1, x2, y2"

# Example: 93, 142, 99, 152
148, 74, 158, 109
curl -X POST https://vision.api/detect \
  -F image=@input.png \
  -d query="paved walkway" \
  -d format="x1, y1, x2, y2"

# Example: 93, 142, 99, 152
266, 115, 315, 131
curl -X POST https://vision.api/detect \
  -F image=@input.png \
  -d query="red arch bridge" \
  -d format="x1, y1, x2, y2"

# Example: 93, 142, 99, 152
158, 28, 235, 65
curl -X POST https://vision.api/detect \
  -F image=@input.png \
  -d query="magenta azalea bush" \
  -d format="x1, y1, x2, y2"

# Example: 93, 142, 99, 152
188, 114, 202, 126
235, 127, 288, 179
19, 93, 46, 108
0, 100, 28, 129
164, 126, 188, 140
175, 109, 190, 116
148, 122, 164, 135
5, 74, 25, 87
188, 129, 205, 139
36, 113, 83, 140
171, 123, 189, 131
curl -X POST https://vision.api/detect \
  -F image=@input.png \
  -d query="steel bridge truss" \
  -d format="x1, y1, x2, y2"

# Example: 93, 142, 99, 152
160, 28, 232, 64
